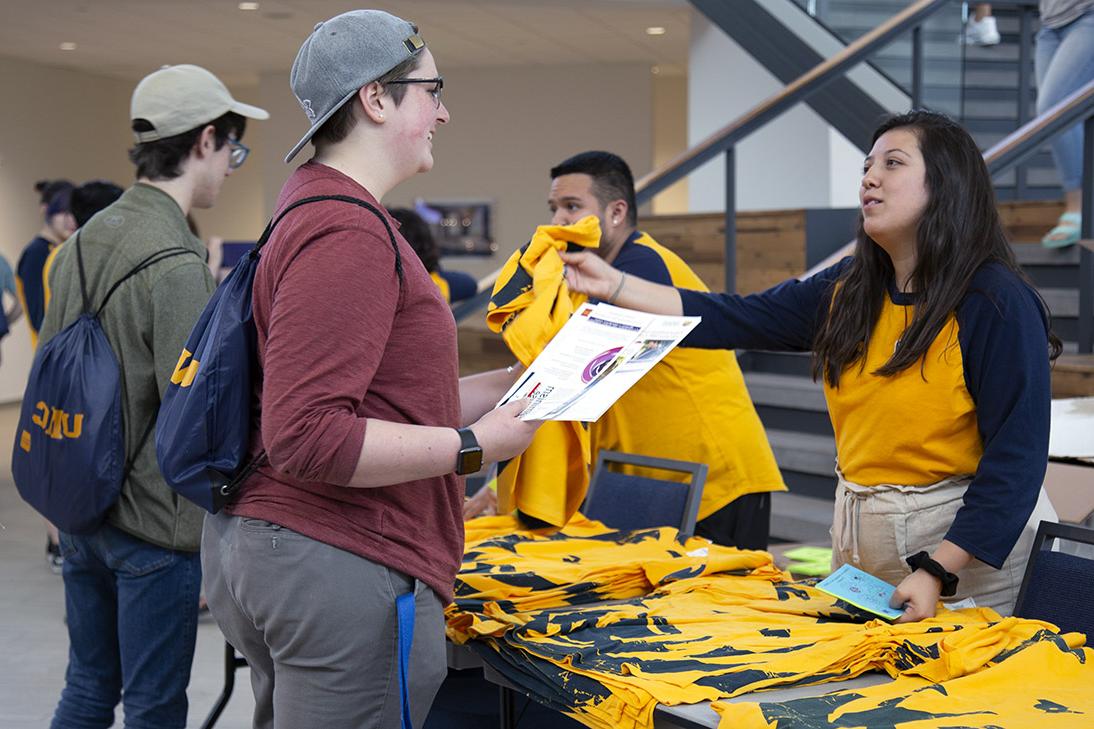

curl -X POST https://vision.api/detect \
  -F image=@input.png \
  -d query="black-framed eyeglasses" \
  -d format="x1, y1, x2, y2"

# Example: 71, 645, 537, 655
386, 76, 444, 108
228, 139, 249, 170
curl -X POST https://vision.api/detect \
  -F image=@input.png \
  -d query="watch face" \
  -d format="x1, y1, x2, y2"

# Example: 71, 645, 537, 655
458, 448, 483, 475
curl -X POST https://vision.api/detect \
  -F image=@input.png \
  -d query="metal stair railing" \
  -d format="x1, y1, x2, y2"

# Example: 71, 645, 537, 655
451, 0, 950, 323
633, 0, 949, 296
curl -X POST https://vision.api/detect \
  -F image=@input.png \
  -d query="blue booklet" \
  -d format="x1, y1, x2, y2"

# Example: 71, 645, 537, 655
816, 564, 905, 621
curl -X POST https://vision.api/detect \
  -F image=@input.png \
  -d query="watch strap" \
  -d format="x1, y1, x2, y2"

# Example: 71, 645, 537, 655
905, 551, 959, 597
457, 427, 479, 451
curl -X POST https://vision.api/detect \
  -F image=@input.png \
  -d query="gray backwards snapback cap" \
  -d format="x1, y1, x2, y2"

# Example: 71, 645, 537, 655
131, 64, 268, 143
285, 9, 425, 163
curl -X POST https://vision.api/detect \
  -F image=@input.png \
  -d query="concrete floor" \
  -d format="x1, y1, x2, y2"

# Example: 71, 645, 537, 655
0, 403, 256, 728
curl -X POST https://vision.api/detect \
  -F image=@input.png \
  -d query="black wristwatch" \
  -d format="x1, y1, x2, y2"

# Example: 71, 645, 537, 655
454, 427, 483, 475
906, 551, 959, 597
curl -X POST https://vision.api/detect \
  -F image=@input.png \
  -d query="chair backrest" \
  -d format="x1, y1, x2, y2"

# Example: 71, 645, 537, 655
582, 449, 707, 539
1013, 520, 1094, 637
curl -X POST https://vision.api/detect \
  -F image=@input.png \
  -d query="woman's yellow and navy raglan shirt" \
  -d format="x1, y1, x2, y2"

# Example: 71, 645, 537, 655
678, 258, 1052, 570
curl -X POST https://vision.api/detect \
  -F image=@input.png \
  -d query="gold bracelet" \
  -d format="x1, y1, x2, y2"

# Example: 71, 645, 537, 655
606, 273, 627, 305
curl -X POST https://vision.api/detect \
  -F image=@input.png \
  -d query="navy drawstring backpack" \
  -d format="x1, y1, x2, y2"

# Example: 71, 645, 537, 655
13, 232, 194, 534
155, 195, 402, 513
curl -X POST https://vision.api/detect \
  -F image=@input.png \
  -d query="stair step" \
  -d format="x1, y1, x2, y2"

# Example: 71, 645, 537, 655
767, 429, 837, 477
1012, 244, 1081, 265
1042, 288, 1078, 318
995, 187, 1068, 202
739, 350, 814, 378
744, 372, 826, 411
770, 491, 834, 543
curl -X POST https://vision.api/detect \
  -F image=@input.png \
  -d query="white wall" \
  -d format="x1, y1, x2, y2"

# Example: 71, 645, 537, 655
0, 56, 655, 401
687, 14, 864, 213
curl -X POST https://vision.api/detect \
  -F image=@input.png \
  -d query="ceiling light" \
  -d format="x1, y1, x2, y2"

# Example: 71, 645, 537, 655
645, 26, 667, 36
651, 66, 661, 75
59, 42, 77, 51
238, 1, 260, 10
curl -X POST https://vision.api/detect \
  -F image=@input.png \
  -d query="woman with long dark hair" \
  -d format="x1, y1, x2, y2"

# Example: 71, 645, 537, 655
560, 110, 1061, 621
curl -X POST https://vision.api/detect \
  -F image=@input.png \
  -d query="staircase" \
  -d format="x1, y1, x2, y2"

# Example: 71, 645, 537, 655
795, 0, 1060, 201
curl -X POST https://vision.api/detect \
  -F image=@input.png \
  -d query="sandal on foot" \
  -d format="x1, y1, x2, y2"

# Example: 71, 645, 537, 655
1042, 212, 1081, 248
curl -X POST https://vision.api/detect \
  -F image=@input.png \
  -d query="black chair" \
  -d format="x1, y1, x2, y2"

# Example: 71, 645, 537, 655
582, 449, 707, 538
1013, 520, 1094, 638
201, 641, 248, 729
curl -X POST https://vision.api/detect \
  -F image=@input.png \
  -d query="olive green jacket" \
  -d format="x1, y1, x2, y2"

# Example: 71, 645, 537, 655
40, 183, 215, 551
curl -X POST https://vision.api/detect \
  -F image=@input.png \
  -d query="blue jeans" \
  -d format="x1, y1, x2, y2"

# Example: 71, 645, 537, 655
1035, 10, 1094, 192
51, 524, 202, 729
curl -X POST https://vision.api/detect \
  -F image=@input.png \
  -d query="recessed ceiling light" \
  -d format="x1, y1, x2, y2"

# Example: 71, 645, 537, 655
238, 1, 260, 10
59, 42, 77, 51
645, 26, 667, 36
651, 66, 661, 75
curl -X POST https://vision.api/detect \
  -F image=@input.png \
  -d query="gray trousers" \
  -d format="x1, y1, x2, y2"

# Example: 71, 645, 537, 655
201, 512, 447, 729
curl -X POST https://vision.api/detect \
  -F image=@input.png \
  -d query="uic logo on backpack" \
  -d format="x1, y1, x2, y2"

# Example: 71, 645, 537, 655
25, 401, 85, 447
171, 349, 200, 388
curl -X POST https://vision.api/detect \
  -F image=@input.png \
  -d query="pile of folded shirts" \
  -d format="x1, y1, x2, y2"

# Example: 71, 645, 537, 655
712, 627, 1093, 729
448, 517, 1084, 729
449, 516, 782, 642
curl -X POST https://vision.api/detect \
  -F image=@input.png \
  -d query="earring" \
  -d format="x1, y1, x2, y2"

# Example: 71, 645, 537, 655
379, 113, 384, 119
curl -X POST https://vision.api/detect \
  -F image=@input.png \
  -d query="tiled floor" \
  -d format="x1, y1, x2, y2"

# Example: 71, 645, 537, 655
0, 403, 256, 728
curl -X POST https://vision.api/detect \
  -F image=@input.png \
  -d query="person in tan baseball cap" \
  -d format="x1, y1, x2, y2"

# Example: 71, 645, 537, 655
39, 64, 267, 729
128, 64, 268, 208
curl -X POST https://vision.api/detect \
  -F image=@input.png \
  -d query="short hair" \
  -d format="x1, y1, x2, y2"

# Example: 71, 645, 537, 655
35, 179, 75, 207
128, 112, 247, 181
550, 151, 638, 227
312, 55, 423, 151
71, 180, 124, 227
389, 207, 439, 273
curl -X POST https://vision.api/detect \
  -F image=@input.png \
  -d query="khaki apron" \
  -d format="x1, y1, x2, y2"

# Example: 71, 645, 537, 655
830, 471, 1057, 615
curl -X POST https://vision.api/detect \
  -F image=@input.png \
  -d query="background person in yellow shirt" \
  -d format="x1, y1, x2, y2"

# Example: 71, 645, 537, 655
546, 151, 785, 549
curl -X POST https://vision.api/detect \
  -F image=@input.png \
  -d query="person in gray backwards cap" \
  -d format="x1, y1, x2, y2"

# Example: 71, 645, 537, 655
200, 10, 540, 728
41, 64, 266, 729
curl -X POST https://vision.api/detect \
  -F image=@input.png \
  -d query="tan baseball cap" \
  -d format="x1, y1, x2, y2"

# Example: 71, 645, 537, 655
131, 64, 269, 143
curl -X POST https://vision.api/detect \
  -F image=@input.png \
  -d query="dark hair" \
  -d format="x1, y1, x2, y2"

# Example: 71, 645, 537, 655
312, 54, 422, 151
128, 112, 246, 181
389, 207, 439, 273
813, 110, 1061, 387
550, 151, 638, 227
35, 179, 75, 207
70, 180, 124, 227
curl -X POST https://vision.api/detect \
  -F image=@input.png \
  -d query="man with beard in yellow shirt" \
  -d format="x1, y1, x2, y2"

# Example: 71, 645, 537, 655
545, 151, 785, 548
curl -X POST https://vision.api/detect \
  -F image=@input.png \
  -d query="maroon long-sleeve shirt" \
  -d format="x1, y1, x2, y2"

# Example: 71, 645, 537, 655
228, 162, 464, 601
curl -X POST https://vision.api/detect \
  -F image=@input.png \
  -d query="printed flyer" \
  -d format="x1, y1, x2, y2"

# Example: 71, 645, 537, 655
497, 302, 700, 422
